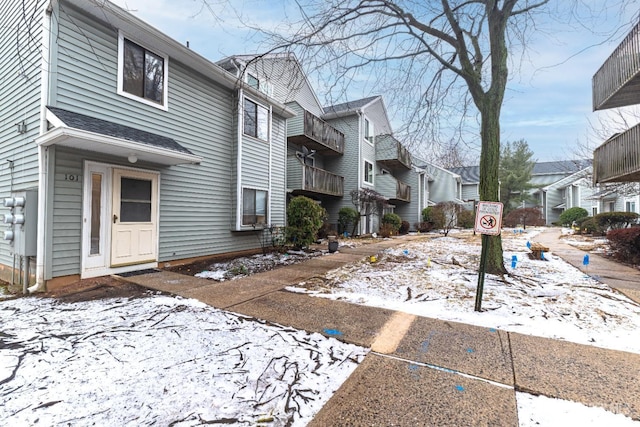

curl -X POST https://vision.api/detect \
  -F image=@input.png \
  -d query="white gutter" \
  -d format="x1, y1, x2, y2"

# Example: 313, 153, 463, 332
31, 1, 53, 293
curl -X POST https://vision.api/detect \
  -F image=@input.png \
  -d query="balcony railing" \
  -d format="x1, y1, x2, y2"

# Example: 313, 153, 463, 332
593, 20, 640, 110
376, 174, 411, 203
287, 157, 344, 197
593, 123, 640, 183
376, 135, 412, 170
288, 110, 344, 155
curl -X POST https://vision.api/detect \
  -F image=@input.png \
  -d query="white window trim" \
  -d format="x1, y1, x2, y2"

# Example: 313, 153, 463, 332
364, 160, 374, 185
240, 187, 269, 228
242, 96, 271, 142
117, 31, 169, 111
364, 117, 374, 145
246, 73, 260, 89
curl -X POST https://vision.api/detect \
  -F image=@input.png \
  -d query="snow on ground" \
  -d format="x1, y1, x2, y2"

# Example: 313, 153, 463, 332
1, 294, 366, 426
2, 228, 639, 426
289, 228, 640, 355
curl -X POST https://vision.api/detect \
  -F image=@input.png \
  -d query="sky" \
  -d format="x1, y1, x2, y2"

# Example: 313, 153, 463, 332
108, 0, 639, 163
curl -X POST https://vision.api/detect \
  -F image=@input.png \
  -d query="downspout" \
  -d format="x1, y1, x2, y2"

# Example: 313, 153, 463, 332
356, 111, 363, 234
236, 89, 243, 230
31, 1, 53, 293
267, 104, 272, 226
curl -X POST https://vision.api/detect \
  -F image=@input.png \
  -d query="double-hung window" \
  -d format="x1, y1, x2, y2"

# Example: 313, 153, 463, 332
242, 188, 267, 226
364, 160, 374, 185
364, 118, 374, 143
244, 98, 269, 140
118, 33, 168, 109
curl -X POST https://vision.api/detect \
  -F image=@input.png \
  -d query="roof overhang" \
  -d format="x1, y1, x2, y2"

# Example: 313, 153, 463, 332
36, 127, 202, 166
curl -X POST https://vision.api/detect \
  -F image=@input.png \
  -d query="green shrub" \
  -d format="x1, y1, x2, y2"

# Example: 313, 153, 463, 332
421, 207, 434, 223
286, 196, 326, 248
338, 207, 359, 236
381, 213, 402, 232
559, 207, 588, 226
576, 217, 601, 235
457, 209, 475, 229
595, 211, 640, 230
399, 220, 410, 235
607, 227, 640, 265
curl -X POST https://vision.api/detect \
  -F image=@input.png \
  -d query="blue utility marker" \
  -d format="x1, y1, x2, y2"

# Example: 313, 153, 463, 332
526, 241, 531, 249
511, 255, 517, 268
323, 328, 343, 336
583, 254, 590, 266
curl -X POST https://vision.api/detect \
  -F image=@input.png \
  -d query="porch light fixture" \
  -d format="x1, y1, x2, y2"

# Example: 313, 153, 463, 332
128, 153, 138, 163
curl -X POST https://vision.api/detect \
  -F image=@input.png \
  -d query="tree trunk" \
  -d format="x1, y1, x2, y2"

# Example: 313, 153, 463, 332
479, 104, 507, 275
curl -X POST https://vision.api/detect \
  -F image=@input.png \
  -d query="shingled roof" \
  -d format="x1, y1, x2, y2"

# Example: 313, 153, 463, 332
47, 107, 195, 155
449, 159, 592, 184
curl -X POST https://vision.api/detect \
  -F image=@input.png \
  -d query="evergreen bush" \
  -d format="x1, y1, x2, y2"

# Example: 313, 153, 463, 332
286, 196, 326, 248
559, 207, 588, 226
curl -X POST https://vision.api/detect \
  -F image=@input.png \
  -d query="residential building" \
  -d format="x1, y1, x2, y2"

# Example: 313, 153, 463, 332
450, 160, 593, 224
592, 19, 640, 184
218, 54, 424, 234
0, 0, 294, 290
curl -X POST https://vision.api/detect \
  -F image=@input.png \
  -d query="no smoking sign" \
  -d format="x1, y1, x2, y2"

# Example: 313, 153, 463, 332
474, 201, 503, 235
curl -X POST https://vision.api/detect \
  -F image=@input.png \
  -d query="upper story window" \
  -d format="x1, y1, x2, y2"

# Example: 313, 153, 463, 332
364, 160, 374, 184
364, 118, 374, 144
118, 33, 168, 110
246, 74, 260, 90
244, 98, 269, 141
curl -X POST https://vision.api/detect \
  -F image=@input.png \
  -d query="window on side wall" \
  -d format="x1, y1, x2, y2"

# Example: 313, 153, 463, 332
364, 160, 374, 184
364, 118, 374, 143
246, 73, 260, 90
244, 98, 269, 141
118, 33, 168, 109
242, 188, 267, 226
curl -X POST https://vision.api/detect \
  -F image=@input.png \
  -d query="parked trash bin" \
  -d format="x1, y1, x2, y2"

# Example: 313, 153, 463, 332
328, 235, 338, 253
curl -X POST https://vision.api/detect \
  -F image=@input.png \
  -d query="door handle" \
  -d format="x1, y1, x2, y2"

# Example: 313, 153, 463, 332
113, 214, 118, 224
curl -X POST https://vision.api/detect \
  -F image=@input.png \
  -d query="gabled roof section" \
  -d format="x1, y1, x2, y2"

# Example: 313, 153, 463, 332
38, 107, 201, 165
542, 166, 592, 191
449, 159, 592, 184
323, 95, 381, 116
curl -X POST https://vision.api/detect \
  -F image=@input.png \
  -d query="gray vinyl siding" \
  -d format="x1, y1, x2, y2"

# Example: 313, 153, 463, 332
323, 115, 361, 225
393, 168, 422, 227
461, 184, 479, 201
41, 3, 289, 277
286, 102, 305, 138
51, 148, 83, 277
0, 0, 46, 272
247, 57, 322, 114
425, 165, 459, 203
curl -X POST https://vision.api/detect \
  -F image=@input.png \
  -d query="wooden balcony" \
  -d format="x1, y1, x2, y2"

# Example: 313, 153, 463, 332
593, 123, 640, 183
288, 110, 345, 155
376, 174, 411, 203
287, 157, 344, 197
376, 134, 412, 170
593, 20, 640, 110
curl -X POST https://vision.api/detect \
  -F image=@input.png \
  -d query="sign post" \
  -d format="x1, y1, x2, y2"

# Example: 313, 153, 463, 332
473, 201, 503, 312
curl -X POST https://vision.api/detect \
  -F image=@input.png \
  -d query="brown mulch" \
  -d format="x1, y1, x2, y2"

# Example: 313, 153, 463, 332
42, 276, 151, 303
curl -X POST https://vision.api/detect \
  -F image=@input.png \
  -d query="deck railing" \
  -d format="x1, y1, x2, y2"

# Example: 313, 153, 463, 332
593, 123, 640, 183
593, 20, 640, 110
304, 110, 345, 154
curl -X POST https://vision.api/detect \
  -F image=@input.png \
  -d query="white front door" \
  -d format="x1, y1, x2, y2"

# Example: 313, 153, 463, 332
81, 163, 159, 277
111, 168, 158, 267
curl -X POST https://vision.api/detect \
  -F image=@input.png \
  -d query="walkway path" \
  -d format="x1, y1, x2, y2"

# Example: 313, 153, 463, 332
534, 228, 640, 304
120, 232, 640, 425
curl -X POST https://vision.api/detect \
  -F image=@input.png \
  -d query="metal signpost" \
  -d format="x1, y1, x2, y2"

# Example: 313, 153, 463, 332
473, 201, 503, 312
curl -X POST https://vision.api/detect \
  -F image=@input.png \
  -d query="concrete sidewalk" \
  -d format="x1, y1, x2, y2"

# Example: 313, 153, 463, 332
534, 228, 640, 304
120, 233, 640, 425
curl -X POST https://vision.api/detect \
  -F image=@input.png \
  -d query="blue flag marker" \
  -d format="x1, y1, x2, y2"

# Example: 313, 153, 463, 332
511, 255, 517, 268
583, 254, 590, 266
526, 241, 531, 249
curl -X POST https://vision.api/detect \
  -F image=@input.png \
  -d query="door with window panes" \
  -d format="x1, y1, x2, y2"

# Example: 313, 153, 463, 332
111, 169, 158, 266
